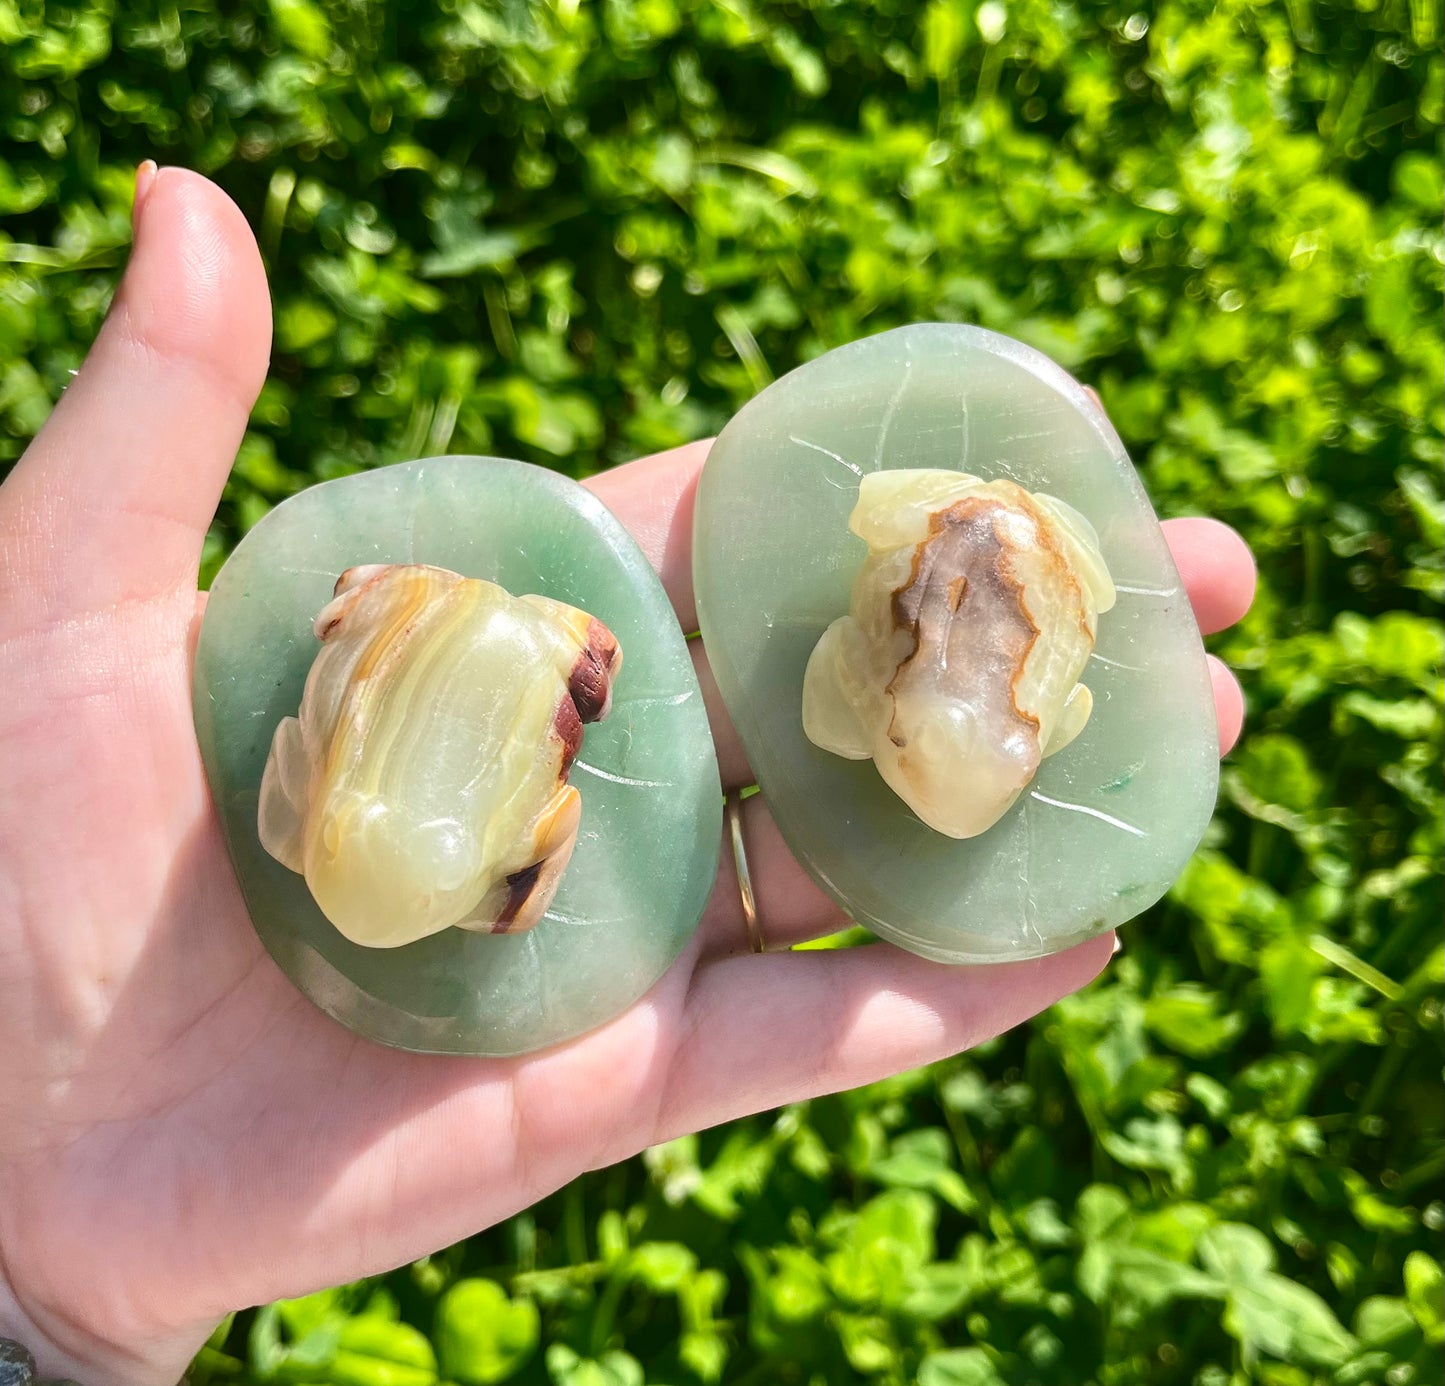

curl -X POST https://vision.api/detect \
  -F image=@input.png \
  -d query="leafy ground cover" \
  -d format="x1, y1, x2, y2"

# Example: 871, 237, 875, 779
2, 0, 1441, 1382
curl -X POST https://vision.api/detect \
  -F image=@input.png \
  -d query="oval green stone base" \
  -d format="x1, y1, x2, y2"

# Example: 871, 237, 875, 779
694, 324, 1218, 964
195, 457, 721, 1055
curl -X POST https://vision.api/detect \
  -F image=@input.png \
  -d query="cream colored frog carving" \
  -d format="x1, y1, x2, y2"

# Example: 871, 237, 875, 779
802, 470, 1115, 838
258, 563, 621, 947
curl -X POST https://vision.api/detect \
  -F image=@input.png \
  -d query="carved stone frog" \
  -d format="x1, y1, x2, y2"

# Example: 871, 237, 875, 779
258, 563, 621, 947
802, 470, 1116, 838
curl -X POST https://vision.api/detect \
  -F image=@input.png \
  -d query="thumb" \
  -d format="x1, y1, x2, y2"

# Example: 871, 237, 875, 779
1, 164, 271, 618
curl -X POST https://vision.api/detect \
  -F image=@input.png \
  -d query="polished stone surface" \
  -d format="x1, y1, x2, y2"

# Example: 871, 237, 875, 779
694, 324, 1218, 963
195, 457, 720, 1054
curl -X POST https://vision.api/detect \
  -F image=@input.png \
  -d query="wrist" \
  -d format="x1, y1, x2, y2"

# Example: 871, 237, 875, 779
0, 1284, 92, 1386
0, 1337, 82, 1386
0, 1281, 190, 1386
0, 1302, 71, 1384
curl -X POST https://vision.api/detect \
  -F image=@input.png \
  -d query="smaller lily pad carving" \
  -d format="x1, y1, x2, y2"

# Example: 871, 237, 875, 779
194, 456, 721, 1055
258, 563, 622, 948
802, 470, 1116, 839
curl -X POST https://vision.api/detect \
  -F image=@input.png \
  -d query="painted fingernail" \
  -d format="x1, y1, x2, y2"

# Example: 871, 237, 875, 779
133, 160, 159, 230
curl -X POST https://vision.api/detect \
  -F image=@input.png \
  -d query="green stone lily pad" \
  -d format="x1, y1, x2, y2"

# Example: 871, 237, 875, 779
693, 324, 1218, 963
195, 456, 721, 1055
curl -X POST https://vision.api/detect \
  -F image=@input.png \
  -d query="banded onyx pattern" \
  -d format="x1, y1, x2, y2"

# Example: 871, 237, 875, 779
259, 563, 621, 948
802, 470, 1116, 838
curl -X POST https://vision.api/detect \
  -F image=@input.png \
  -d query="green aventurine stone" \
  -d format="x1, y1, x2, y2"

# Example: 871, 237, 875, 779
194, 457, 721, 1055
694, 325, 1218, 963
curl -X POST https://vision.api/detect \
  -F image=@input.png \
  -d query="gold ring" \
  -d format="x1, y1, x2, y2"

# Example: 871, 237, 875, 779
725, 790, 765, 954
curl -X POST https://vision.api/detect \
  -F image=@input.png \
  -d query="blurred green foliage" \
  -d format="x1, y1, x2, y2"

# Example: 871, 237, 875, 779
2, 0, 1442, 1382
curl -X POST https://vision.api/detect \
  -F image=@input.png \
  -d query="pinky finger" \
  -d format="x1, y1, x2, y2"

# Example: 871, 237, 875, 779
1210, 655, 1245, 755
654, 933, 1114, 1141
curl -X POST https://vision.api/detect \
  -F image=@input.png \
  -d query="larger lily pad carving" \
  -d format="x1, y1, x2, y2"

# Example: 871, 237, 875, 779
693, 324, 1218, 963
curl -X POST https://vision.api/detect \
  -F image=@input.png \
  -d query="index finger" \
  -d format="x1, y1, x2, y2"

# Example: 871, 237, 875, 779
584, 440, 711, 633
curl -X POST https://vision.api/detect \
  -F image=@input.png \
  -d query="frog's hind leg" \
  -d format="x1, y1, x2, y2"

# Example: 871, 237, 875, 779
851, 471, 992, 550
1042, 683, 1093, 758
257, 716, 309, 872
310, 565, 396, 640
1032, 495, 1116, 615
802, 617, 875, 759
520, 596, 623, 723
520, 594, 594, 647
458, 785, 582, 935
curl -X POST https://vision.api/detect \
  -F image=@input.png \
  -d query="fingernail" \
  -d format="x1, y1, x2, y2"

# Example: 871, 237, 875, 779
1111, 934, 1123, 956
133, 160, 159, 230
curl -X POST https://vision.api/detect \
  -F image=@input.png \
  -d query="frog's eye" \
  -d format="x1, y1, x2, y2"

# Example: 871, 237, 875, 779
257, 564, 621, 948
802, 473, 1114, 839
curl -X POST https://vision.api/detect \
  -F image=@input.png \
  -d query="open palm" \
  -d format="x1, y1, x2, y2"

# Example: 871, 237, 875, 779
0, 170, 1255, 1385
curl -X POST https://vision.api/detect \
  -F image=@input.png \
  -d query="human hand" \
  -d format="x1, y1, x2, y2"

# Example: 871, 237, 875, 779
0, 169, 1255, 1385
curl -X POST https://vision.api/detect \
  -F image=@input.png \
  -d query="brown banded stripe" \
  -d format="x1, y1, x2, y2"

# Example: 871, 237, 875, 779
887, 496, 1044, 751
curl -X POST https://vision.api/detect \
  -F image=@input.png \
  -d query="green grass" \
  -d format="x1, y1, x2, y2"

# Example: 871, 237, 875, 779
2, 1, 1441, 1381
